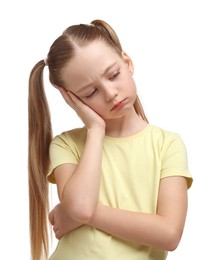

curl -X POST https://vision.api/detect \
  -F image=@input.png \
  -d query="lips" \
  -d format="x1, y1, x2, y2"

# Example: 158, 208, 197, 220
111, 99, 127, 111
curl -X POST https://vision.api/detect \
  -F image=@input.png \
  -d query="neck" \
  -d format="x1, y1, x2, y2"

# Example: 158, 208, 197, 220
105, 109, 148, 137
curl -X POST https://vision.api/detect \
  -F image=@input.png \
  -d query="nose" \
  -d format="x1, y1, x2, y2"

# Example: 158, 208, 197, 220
104, 86, 118, 102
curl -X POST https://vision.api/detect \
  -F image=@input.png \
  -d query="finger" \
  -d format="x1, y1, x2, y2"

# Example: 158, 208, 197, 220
66, 91, 83, 107
66, 90, 78, 99
58, 88, 75, 107
53, 226, 59, 233
54, 227, 63, 240
56, 231, 62, 240
49, 211, 54, 225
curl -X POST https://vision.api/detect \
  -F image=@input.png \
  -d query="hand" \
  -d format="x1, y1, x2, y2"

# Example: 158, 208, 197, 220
58, 87, 106, 132
49, 203, 83, 239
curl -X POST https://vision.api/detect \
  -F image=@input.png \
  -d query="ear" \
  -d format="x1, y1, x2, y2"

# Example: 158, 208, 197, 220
121, 51, 134, 75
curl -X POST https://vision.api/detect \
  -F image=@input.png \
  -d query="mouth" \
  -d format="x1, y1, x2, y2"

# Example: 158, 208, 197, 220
111, 99, 127, 111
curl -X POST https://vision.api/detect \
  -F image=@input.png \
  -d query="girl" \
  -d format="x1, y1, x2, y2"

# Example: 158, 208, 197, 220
28, 19, 192, 260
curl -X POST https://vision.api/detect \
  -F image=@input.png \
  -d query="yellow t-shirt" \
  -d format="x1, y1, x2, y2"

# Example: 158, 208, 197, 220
47, 124, 192, 260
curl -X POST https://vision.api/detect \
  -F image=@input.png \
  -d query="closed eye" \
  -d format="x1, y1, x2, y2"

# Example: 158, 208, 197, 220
85, 88, 98, 98
109, 71, 120, 81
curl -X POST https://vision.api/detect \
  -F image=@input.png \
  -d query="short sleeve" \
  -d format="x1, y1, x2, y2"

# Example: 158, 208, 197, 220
47, 134, 79, 184
161, 133, 193, 189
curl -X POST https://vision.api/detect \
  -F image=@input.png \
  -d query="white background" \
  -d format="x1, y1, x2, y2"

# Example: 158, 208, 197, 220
0, 0, 212, 259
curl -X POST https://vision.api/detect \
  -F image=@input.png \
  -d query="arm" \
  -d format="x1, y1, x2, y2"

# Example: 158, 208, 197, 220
90, 176, 188, 251
54, 89, 105, 223
51, 176, 188, 250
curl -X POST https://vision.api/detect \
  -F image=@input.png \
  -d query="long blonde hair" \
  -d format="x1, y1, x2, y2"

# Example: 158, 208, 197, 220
28, 19, 148, 260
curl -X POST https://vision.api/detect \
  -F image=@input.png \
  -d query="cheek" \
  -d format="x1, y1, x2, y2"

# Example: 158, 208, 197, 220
125, 77, 137, 93
90, 102, 109, 118
83, 100, 104, 114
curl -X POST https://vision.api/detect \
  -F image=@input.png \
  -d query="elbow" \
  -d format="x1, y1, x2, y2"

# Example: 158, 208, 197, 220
61, 196, 96, 224
73, 203, 96, 224
164, 228, 183, 251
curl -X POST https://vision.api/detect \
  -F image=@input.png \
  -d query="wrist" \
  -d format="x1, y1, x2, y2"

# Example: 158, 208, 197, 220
87, 127, 105, 138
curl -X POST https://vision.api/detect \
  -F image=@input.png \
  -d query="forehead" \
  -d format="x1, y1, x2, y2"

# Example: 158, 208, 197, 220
62, 41, 122, 89
69, 41, 120, 68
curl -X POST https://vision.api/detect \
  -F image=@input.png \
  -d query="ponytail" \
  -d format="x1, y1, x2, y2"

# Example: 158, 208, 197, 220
28, 60, 52, 260
91, 19, 122, 52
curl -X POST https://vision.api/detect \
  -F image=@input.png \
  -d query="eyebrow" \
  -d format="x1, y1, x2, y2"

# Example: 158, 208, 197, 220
76, 62, 117, 93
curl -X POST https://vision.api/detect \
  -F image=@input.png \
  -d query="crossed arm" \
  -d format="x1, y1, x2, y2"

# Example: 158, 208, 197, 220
49, 172, 188, 251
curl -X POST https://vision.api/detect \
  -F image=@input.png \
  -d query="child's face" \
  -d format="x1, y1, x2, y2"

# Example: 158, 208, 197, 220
62, 41, 137, 120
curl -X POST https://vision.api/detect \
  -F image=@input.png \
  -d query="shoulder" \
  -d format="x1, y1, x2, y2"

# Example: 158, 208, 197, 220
148, 125, 193, 188
147, 124, 184, 147
51, 127, 87, 146
146, 124, 190, 166
48, 127, 87, 183
148, 124, 179, 138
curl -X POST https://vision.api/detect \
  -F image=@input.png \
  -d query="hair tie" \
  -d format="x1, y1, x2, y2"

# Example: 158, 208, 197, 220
44, 58, 48, 66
